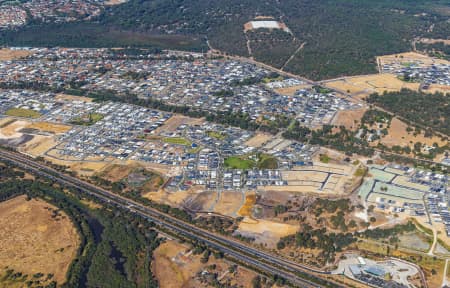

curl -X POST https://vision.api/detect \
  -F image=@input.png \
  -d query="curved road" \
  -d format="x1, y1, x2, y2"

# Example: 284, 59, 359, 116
0, 149, 341, 288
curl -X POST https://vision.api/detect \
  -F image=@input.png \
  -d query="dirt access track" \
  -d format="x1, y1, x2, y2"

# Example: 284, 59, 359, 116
0, 195, 80, 285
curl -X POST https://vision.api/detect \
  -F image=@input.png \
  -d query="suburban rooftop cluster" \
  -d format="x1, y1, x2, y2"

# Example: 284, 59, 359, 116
358, 164, 449, 236
0, 0, 105, 29
382, 62, 450, 87
0, 6, 27, 29
0, 87, 326, 193
0, 47, 361, 127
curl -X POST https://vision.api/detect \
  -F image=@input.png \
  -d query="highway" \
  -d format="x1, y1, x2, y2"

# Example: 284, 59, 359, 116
0, 148, 341, 288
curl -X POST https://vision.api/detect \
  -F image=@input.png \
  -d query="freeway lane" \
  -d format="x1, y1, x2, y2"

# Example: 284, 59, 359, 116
0, 149, 340, 288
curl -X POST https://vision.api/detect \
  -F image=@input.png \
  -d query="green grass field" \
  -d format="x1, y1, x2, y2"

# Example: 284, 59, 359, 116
5, 108, 41, 118
319, 154, 330, 163
70, 113, 104, 126
224, 156, 255, 170
257, 154, 278, 169
207, 131, 226, 140
163, 137, 191, 146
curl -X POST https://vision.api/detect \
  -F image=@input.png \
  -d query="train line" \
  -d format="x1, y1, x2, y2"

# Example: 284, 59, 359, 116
0, 149, 341, 288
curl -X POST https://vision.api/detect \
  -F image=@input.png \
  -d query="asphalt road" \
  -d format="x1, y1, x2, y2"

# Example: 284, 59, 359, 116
0, 149, 341, 288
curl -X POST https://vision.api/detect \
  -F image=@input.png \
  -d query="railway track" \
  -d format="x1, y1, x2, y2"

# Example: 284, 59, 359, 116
0, 148, 342, 288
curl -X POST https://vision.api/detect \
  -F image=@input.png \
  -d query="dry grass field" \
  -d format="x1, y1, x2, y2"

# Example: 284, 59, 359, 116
244, 133, 272, 148
378, 52, 450, 67
153, 240, 257, 288
143, 188, 202, 208
332, 107, 367, 131
380, 117, 448, 148
69, 161, 108, 176
324, 74, 420, 100
273, 84, 312, 96
153, 115, 204, 134
55, 94, 93, 103
419, 38, 450, 45
0, 48, 32, 61
98, 163, 137, 182
26, 122, 72, 134
0, 196, 79, 286
152, 241, 196, 288
425, 84, 450, 94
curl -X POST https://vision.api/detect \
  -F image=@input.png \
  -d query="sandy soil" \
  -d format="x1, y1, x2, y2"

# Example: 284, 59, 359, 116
244, 133, 272, 148
0, 196, 79, 285
0, 48, 32, 61
238, 218, 298, 236
213, 191, 244, 216
259, 185, 322, 194
21, 135, 57, 157
237, 217, 299, 247
0, 119, 29, 139
238, 193, 256, 217
281, 170, 329, 182
332, 107, 367, 131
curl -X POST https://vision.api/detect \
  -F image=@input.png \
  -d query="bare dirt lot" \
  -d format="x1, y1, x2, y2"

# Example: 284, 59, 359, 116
0, 119, 29, 139
237, 218, 299, 247
213, 191, 244, 216
21, 135, 57, 157
244, 133, 272, 148
0, 48, 32, 61
182, 191, 217, 212
153, 115, 204, 134
273, 84, 312, 96
0, 196, 79, 285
